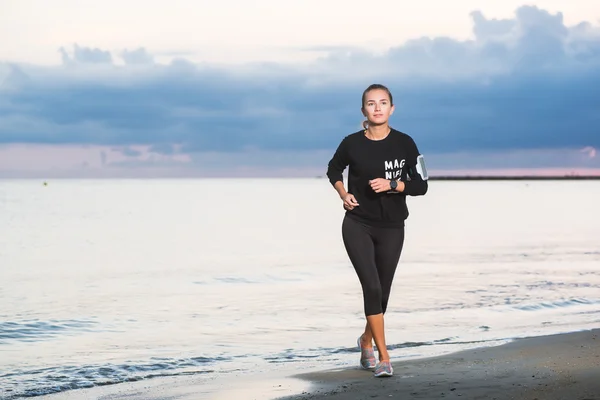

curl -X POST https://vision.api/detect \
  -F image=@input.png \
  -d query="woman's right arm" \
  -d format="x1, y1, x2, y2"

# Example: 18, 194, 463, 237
333, 180, 348, 200
326, 138, 359, 209
326, 138, 348, 196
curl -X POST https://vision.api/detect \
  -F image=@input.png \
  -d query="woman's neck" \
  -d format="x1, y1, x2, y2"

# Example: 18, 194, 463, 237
365, 124, 391, 140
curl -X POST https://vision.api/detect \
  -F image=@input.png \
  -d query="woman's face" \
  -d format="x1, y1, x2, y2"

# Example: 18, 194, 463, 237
362, 89, 394, 126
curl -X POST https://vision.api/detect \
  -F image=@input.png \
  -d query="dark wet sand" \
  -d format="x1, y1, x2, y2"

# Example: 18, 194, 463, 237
279, 328, 600, 400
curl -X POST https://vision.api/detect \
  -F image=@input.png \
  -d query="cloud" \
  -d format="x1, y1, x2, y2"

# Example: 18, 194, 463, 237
581, 146, 597, 158
120, 48, 154, 65
1, 5, 600, 177
427, 147, 600, 170
59, 44, 113, 64
1, 143, 598, 179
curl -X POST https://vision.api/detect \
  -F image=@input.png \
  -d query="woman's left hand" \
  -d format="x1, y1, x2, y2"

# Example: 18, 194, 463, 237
369, 178, 391, 193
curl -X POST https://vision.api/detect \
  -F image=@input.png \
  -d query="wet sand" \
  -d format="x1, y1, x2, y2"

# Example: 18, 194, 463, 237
38, 329, 599, 399
280, 328, 600, 400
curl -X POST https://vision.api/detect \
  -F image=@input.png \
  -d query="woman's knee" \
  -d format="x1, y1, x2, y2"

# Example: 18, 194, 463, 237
365, 300, 383, 316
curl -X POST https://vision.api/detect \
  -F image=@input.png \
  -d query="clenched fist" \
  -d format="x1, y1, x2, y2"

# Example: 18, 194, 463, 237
342, 193, 359, 210
369, 178, 392, 193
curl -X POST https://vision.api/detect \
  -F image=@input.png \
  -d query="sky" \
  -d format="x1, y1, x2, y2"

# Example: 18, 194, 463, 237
1, 0, 599, 177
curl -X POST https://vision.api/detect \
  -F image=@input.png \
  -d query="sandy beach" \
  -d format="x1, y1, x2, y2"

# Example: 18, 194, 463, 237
35, 328, 599, 400
281, 328, 600, 400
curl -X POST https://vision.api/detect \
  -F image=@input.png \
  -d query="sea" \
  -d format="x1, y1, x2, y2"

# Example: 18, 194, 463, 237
1, 178, 599, 399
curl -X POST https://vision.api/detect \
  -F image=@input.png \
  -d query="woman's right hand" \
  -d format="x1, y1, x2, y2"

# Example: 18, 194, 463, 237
342, 193, 359, 210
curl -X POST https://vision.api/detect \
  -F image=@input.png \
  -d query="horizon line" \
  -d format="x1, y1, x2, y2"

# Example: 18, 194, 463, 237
2, 174, 600, 181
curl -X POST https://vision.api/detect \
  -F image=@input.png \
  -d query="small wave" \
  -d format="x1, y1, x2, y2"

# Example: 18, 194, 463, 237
525, 281, 598, 290
263, 337, 500, 363
0, 319, 99, 344
513, 297, 600, 311
0, 355, 224, 399
215, 277, 258, 284
211, 274, 306, 285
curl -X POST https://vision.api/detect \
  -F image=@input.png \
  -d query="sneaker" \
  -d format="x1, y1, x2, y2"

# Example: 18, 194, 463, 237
357, 335, 377, 369
374, 360, 393, 377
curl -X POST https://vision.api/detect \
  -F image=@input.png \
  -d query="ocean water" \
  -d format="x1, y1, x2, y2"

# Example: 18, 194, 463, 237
0, 178, 599, 399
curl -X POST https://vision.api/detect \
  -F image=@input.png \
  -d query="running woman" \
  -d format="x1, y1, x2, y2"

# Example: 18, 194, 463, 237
326, 83, 429, 377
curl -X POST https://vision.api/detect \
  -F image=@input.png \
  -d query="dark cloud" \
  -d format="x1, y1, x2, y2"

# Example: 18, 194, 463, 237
1, 5, 599, 158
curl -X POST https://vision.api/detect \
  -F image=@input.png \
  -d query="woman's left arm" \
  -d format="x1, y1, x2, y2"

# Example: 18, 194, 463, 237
396, 137, 428, 196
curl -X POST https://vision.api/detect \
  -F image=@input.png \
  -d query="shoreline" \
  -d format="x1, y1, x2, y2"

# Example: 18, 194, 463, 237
31, 328, 600, 400
278, 328, 600, 400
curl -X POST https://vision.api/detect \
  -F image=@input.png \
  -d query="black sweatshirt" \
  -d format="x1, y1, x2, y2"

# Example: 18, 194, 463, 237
326, 128, 428, 227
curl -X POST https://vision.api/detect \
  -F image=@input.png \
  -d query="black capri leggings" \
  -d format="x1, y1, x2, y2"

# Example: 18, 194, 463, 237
342, 215, 405, 316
